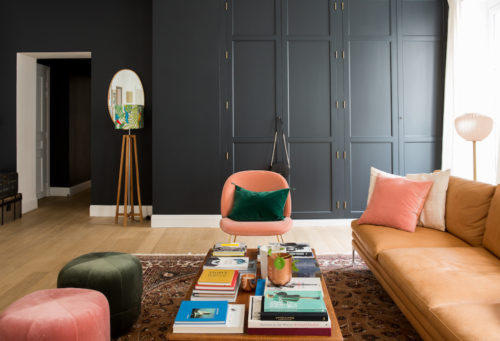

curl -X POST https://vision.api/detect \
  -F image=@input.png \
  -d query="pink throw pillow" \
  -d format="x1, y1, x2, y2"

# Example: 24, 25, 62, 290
358, 176, 433, 232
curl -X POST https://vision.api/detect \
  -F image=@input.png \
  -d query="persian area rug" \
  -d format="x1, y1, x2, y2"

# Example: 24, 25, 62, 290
118, 255, 421, 341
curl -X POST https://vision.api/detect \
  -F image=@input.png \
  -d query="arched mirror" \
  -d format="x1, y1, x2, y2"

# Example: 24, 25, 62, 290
107, 69, 144, 129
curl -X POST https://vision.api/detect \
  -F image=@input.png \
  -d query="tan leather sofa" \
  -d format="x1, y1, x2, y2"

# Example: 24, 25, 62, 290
352, 176, 500, 341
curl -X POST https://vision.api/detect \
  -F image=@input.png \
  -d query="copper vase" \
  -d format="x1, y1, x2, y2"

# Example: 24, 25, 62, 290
267, 252, 292, 286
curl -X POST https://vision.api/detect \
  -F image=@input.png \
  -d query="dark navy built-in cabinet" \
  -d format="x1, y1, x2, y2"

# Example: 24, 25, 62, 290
222, 0, 445, 218
152, 0, 445, 218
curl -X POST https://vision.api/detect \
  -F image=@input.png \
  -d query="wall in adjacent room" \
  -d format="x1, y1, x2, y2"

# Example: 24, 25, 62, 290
69, 72, 91, 187
38, 59, 91, 188
0, 0, 152, 204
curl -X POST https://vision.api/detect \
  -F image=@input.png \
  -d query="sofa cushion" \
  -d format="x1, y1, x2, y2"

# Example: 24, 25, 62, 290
378, 247, 500, 314
430, 303, 500, 341
446, 176, 495, 246
407, 169, 450, 231
366, 167, 399, 203
359, 176, 433, 232
220, 217, 292, 236
351, 220, 468, 259
367, 167, 451, 231
228, 185, 289, 221
483, 185, 500, 258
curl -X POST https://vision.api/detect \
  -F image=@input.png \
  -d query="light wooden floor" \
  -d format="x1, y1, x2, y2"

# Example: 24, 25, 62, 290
0, 190, 352, 310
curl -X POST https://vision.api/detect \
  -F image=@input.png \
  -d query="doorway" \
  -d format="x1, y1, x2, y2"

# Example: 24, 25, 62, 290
16, 52, 91, 213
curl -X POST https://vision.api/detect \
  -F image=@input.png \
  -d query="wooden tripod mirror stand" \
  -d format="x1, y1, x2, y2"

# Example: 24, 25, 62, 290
115, 134, 143, 226
107, 69, 145, 226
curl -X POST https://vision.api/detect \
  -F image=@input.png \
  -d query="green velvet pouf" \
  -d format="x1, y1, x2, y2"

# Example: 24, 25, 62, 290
57, 252, 143, 338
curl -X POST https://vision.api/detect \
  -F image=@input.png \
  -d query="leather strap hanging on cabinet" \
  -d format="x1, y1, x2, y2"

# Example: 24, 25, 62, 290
269, 116, 291, 178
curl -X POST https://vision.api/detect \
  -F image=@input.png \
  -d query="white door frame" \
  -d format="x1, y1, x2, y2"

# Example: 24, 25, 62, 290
16, 52, 91, 213
36, 63, 50, 199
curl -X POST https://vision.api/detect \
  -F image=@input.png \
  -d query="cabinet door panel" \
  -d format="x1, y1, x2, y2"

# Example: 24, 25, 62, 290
288, 41, 331, 138
233, 0, 276, 36
290, 143, 333, 213
402, 0, 443, 36
344, 0, 399, 218
403, 41, 444, 137
404, 142, 440, 174
233, 41, 277, 138
349, 0, 390, 36
287, 0, 330, 36
349, 41, 393, 138
350, 142, 393, 213
234, 143, 274, 171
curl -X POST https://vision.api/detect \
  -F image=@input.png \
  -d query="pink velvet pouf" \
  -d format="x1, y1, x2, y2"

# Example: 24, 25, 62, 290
0, 288, 110, 341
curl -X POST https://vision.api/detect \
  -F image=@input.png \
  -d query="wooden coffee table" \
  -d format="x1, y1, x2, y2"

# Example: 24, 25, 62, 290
167, 248, 343, 340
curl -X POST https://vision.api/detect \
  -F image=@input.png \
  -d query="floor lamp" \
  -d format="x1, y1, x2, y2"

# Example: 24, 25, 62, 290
455, 113, 493, 181
114, 105, 144, 226
107, 69, 145, 226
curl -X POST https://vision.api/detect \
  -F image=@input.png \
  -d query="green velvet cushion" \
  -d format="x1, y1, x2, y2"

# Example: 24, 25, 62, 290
228, 184, 289, 221
57, 252, 143, 338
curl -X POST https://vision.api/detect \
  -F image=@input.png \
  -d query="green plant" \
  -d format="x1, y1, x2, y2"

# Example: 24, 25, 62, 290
268, 248, 299, 272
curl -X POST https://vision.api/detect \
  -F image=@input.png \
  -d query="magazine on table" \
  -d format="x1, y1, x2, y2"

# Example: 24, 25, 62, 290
265, 277, 323, 293
247, 296, 331, 336
203, 257, 249, 270
174, 304, 245, 334
292, 257, 321, 278
239, 259, 257, 275
174, 300, 228, 324
263, 290, 326, 313
258, 242, 313, 258
249, 296, 330, 328
212, 243, 247, 256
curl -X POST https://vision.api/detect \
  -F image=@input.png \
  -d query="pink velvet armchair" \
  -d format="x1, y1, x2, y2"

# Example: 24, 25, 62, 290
220, 170, 292, 243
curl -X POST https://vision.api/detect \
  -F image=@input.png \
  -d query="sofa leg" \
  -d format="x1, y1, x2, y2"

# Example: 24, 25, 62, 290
352, 249, 355, 265
233, 235, 237, 243
280, 235, 284, 243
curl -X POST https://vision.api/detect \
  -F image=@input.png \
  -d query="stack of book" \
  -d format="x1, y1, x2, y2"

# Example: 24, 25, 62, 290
203, 256, 257, 275
258, 242, 321, 277
292, 257, 321, 278
173, 300, 245, 334
248, 278, 331, 336
259, 242, 314, 258
191, 269, 240, 302
212, 242, 247, 257
280, 242, 314, 258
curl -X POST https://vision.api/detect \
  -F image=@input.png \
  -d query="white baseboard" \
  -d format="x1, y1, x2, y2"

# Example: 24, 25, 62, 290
89, 205, 153, 217
151, 215, 222, 228
150, 215, 353, 228
292, 219, 354, 227
22, 198, 38, 214
49, 187, 70, 197
50, 180, 91, 197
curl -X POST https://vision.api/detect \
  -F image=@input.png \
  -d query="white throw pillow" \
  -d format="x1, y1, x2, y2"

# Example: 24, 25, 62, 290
406, 170, 450, 231
366, 167, 450, 231
366, 167, 400, 204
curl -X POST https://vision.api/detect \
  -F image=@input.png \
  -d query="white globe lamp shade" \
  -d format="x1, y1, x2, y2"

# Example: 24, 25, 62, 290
455, 113, 493, 142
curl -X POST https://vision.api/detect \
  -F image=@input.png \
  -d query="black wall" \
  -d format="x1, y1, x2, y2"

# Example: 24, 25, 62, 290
38, 59, 91, 188
0, 0, 152, 204
2, 0, 446, 216
153, 0, 222, 214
